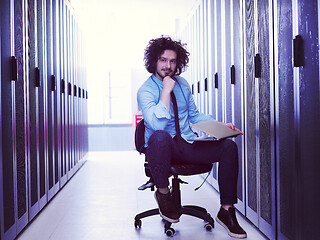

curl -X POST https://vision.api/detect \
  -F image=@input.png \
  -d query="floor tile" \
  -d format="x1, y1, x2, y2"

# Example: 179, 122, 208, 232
16, 151, 267, 240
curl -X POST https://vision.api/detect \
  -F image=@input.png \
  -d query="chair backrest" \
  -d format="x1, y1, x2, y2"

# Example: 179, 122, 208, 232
135, 119, 153, 181
135, 119, 145, 153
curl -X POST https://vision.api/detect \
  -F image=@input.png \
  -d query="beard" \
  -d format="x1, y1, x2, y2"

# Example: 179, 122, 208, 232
156, 68, 175, 80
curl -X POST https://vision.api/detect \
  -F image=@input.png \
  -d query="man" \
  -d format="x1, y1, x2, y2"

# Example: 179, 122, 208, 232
137, 36, 247, 239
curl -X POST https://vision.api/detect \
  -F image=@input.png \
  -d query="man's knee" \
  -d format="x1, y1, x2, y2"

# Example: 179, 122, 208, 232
222, 139, 238, 156
148, 130, 172, 148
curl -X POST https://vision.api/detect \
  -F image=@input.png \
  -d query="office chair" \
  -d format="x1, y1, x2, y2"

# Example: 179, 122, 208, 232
134, 119, 215, 237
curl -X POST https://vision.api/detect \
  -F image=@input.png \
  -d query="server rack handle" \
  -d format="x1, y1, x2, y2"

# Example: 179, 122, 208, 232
35, 67, 40, 87
51, 75, 56, 91
231, 65, 235, 84
293, 35, 304, 67
11, 56, 17, 81
215, 73, 218, 88
254, 54, 261, 78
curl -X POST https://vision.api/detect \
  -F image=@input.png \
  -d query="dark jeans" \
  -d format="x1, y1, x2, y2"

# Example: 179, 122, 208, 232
145, 130, 239, 205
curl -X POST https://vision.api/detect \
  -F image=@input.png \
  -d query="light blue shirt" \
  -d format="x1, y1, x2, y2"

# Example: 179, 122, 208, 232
137, 74, 214, 146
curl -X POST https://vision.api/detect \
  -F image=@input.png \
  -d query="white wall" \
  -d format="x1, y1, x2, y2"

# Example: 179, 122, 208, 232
72, 0, 197, 150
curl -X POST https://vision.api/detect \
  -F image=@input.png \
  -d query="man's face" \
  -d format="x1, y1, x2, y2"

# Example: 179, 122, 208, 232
155, 50, 177, 80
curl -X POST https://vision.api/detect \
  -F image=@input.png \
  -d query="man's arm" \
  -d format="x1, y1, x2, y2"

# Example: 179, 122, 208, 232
137, 84, 171, 131
160, 76, 176, 113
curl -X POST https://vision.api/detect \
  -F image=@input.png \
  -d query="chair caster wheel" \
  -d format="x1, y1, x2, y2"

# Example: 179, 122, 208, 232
165, 227, 175, 237
204, 222, 213, 231
134, 219, 142, 228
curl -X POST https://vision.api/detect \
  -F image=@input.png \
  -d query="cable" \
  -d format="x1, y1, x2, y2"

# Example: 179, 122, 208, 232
194, 170, 211, 191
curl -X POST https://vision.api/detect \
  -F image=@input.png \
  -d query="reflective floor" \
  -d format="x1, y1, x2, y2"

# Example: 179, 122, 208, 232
16, 151, 267, 240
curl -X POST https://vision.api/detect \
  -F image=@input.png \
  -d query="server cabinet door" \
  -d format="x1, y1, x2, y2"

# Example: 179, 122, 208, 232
71, 14, 76, 172
28, 0, 41, 221
37, 0, 48, 210
296, 1, 320, 238
244, 0, 276, 238
14, 0, 29, 233
244, 0, 258, 227
52, 0, 61, 194
275, 1, 296, 239
0, 12, 2, 239
1, 0, 17, 238
203, 0, 209, 117
210, 0, 224, 191
67, 7, 74, 178
222, 0, 236, 200
66, 6, 74, 179
223, 0, 232, 125
207, 0, 216, 187
199, 1, 205, 116
70, 13, 75, 173
74, 21, 80, 169
207, 0, 214, 118
59, 0, 68, 188
208, 0, 216, 122
190, 14, 196, 109
71, 17, 78, 171
195, 7, 200, 109
276, 1, 320, 239
231, 0, 245, 214
46, 0, 58, 200
215, 0, 223, 123
256, 1, 276, 237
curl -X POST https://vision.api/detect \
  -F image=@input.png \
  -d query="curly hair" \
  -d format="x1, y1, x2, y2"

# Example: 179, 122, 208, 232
144, 36, 189, 75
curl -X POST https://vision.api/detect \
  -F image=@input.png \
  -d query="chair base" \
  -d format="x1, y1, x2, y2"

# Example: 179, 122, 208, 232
134, 205, 215, 236
135, 175, 214, 236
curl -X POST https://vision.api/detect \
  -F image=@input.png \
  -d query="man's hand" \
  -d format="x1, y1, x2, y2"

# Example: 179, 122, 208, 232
160, 76, 176, 113
162, 76, 176, 94
226, 123, 243, 135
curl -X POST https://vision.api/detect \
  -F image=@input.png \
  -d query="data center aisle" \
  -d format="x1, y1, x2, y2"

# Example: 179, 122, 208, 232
16, 151, 267, 240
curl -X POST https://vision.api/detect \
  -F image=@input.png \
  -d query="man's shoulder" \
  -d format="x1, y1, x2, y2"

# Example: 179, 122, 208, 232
175, 75, 188, 83
138, 76, 157, 95
175, 76, 190, 88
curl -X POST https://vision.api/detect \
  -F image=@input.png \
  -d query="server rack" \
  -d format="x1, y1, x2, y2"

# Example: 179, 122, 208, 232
179, 0, 320, 239
0, 0, 88, 239
275, 0, 320, 239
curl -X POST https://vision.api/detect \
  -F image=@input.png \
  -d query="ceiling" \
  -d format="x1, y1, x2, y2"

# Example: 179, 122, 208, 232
71, 0, 197, 20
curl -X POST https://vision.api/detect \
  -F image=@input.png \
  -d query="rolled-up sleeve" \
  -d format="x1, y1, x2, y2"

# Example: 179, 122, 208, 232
137, 87, 171, 131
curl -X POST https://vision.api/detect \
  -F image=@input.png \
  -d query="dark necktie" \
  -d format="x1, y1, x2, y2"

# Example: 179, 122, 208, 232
170, 91, 184, 152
